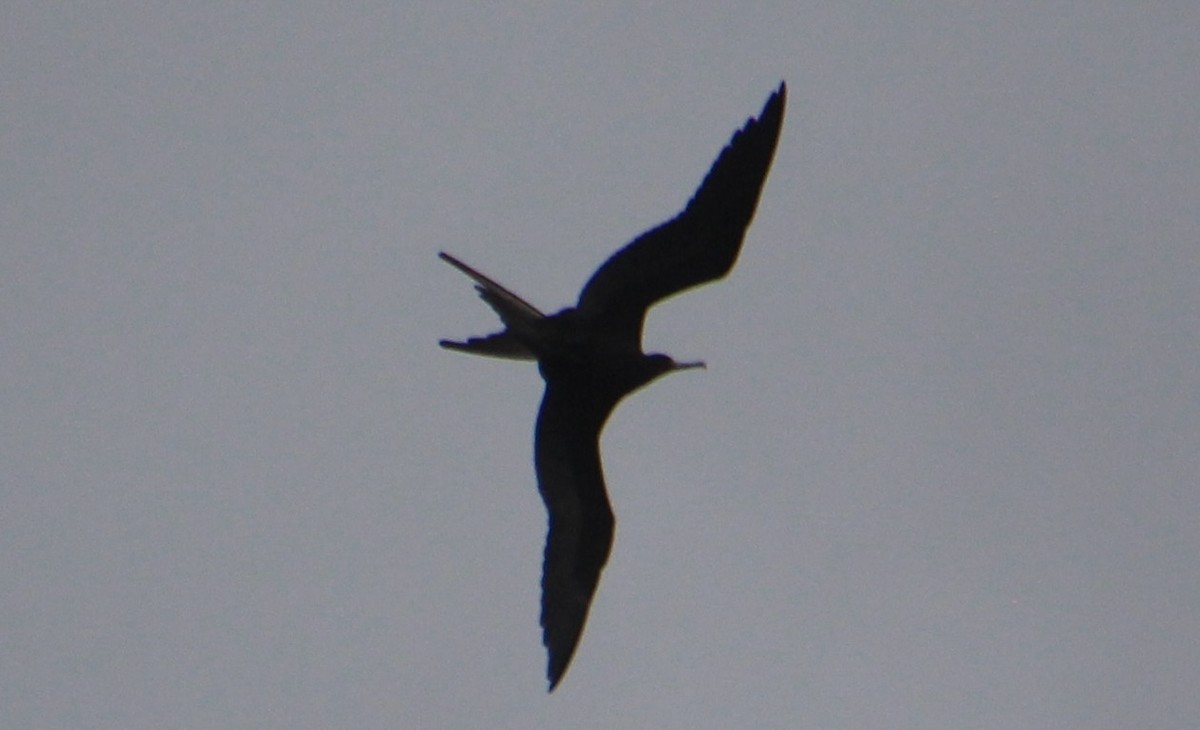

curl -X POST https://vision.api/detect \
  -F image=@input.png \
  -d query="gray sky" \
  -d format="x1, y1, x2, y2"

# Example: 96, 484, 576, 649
4, 4, 1198, 728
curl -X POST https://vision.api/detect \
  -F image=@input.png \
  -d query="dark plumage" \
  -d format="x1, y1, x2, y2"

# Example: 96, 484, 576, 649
439, 83, 785, 690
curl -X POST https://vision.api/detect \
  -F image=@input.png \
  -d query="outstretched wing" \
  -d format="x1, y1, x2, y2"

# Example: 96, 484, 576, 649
533, 381, 616, 691
575, 83, 786, 342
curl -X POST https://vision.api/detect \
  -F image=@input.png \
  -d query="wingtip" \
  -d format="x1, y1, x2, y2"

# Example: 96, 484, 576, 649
544, 638, 567, 692
768, 81, 787, 113
546, 653, 571, 692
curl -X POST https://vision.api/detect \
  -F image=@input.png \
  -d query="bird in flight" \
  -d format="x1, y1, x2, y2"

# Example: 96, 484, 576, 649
440, 83, 785, 691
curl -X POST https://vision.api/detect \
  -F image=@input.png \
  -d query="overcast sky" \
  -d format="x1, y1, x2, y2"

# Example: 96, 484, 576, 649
4, 4, 1198, 728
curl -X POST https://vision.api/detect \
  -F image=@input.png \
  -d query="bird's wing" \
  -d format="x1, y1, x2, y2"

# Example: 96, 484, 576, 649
575, 83, 786, 342
534, 381, 616, 691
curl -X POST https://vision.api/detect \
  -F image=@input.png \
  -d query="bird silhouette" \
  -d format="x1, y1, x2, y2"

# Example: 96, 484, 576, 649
439, 83, 785, 691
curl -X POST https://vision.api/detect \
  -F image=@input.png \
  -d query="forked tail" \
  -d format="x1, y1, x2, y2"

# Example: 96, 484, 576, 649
438, 252, 544, 360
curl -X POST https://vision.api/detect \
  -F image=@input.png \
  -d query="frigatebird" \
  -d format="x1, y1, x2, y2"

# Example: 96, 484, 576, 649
440, 83, 785, 691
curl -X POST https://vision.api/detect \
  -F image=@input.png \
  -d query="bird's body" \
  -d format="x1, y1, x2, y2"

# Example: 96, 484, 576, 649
439, 83, 785, 690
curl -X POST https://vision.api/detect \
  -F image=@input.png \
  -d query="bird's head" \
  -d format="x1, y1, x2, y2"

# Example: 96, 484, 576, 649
644, 353, 706, 382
